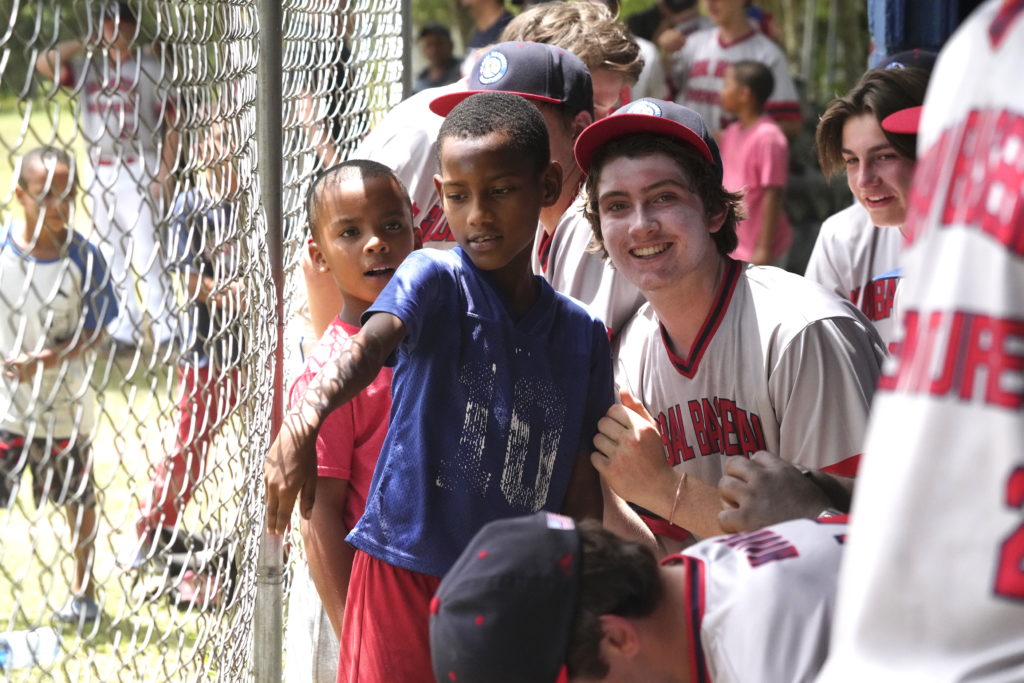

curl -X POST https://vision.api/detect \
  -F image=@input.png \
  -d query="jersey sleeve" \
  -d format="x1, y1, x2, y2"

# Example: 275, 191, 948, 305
763, 50, 801, 122
768, 316, 884, 475
580, 319, 615, 446
804, 220, 850, 299
362, 250, 448, 356
75, 238, 119, 331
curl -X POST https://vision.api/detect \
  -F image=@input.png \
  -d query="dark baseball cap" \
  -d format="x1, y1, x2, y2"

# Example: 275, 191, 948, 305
430, 41, 594, 117
878, 49, 937, 135
103, 1, 136, 23
429, 512, 582, 683
573, 98, 723, 182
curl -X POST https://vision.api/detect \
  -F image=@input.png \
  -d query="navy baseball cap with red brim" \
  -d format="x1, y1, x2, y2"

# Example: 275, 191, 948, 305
573, 98, 723, 182
430, 41, 594, 118
881, 105, 923, 135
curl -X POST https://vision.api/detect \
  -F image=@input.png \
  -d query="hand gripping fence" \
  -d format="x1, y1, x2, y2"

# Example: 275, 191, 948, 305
0, 0, 405, 679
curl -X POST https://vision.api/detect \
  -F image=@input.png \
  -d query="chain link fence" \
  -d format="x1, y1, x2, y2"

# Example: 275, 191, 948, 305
0, 0, 405, 679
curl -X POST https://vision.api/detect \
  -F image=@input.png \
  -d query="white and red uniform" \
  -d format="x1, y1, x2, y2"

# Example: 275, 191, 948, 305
670, 27, 800, 132
61, 51, 175, 345
671, 516, 848, 683
804, 203, 904, 350
352, 80, 466, 249
532, 198, 647, 337
614, 260, 884, 539
819, 2, 1024, 679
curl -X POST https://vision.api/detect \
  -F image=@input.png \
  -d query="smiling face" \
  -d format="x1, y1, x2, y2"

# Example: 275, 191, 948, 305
434, 131, 560, 276
841, 113, 916, 228
310, 174, 417, 324
596, 152, 724, 295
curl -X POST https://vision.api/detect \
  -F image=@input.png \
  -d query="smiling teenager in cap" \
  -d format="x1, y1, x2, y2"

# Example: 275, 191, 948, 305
431, 510, 848, 682
576, 99, 885, 547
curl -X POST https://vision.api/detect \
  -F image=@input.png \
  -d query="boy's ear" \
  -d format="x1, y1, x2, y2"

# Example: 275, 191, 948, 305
308, 239, 330, 273
412, 226, 424, 250
708, 205, 728, 234
597, 614, 642, 662
540, 161, 563, 208
433, 174, 445, 208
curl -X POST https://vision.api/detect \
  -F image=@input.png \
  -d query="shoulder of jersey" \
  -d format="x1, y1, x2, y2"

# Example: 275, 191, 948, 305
743, 264, 862, 323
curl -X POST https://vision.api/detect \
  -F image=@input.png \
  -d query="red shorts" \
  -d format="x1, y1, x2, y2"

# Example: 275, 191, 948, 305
337, 550, 441, 683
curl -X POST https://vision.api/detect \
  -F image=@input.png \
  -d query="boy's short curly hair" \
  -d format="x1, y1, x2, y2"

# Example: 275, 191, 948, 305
436, 92, 550, 175
305, 159, 411, 239
582, 133, 743, 258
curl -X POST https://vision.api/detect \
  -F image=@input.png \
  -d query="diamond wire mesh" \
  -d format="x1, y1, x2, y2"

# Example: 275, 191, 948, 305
0, 0, 404, 680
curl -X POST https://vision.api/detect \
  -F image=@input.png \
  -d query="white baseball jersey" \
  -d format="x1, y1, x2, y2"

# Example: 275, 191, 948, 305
352, 80, 466, 249
614, 261, 884, 537
631, 36, 670, 101
531, 197, 647, 337
670, 27, 800, 131
805, 203, 904, 350
60, 51, 174, 345
671, 516, 848, 683
0, 226, 117, 439
819, 2, 1024, 680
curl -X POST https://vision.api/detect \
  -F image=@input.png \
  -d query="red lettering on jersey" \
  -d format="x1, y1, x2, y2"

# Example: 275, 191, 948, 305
688, 400, 712, 456
716, 398, 742, 455
882, 308, 1024, 409
735, 409, 759, 456
906, 109, 1024, 255
691, 60, 710, 78
420, 204, 453, 243
994, 467, 1024, 600
719, 529, 799, 568
713, 61, 730, 78
657, 405, 695, 466
750, 413, 766, 451
701, 398, 723, 453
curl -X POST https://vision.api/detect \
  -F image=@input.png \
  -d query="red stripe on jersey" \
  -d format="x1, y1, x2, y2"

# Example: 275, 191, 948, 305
764, 101, 802, 120
820, 454, 861, 478
679, 555, 710, 683
661, 258, 742, 379
989, 0, 1024, 48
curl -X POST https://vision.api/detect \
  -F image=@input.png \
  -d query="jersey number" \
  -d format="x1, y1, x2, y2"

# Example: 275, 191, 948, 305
437, 362, 566, 511
994, 466, 1024, 600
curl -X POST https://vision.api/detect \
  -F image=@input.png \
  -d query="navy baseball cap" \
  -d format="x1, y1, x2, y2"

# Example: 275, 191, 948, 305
430, 41, 594, 117
573, 98, 724, 182
878, 50, 937, 135
429, 512, 582, 683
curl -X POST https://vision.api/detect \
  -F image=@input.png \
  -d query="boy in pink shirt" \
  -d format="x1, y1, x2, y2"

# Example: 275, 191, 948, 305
719, 60, 792, 265
290, 159, 419, 640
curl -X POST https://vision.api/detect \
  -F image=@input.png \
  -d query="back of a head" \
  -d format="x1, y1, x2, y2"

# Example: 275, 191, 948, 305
816, 65, 931, 177
501, 1, 643, 87
436, 92, 550, 175
306, 159, 410, 239
730, 60, 775, 110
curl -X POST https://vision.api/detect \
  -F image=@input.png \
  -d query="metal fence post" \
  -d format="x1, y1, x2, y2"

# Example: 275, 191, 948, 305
255, 0, 284, 680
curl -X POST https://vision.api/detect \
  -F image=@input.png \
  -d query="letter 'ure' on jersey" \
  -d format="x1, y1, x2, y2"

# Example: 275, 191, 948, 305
347, 247, 614, 578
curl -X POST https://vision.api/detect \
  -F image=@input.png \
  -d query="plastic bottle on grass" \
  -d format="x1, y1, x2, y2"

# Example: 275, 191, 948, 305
0, 628, 62, 670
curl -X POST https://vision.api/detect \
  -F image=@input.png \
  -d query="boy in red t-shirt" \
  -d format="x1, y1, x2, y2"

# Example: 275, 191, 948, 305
719, 60, 792, 265
290, 160, 419, 641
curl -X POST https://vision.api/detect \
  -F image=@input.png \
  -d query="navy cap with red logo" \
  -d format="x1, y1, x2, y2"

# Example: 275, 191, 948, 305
429, 512, 582, 683
573, 98, 724, 183
430, 41, 594, 118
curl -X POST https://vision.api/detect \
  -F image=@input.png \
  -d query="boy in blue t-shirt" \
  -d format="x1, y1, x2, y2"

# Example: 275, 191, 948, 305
265, 92, 614, 680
